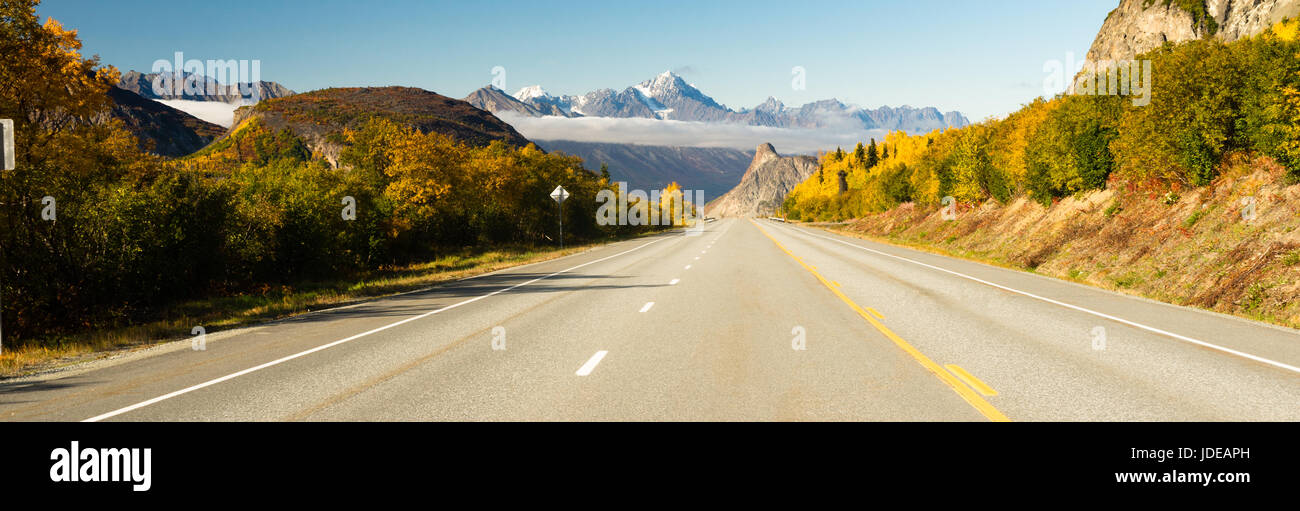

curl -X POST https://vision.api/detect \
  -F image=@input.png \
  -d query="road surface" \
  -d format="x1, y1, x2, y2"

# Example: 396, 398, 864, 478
2, 218, 1297, 421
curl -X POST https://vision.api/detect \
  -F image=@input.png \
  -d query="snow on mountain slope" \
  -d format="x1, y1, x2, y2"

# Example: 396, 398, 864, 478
467, 70, 970, 132
513, 85, 550, 102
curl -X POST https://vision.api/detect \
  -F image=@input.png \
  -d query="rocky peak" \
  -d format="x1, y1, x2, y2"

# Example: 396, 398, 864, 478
756, 96, 785, 113
464, 85, 545, 117
641, 70, 686, 93
709, 143, 819, 218
752, 142, 779, 166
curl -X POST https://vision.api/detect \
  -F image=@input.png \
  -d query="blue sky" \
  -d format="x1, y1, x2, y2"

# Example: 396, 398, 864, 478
39, 0, 1116, 121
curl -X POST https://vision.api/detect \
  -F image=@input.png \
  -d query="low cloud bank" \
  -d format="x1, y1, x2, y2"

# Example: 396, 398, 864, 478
157, 99, 240, 128
497, 112, 886, 155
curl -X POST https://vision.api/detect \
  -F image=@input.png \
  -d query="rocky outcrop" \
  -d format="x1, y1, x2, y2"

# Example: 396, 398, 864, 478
1086, 0, 1300, 63
707, 143, 819, 218
1212, 0, 1300, 39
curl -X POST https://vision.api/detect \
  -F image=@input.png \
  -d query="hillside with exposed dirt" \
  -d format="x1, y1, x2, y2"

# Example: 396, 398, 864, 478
829, 156, 1300, 327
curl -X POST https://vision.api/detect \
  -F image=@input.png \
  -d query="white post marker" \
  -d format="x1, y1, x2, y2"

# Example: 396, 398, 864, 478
0, 119, 11, 355
550, 185, 569, 249
1, 119, 13, 171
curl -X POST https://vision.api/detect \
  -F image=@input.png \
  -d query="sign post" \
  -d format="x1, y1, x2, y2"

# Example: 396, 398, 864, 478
0, 119, 12, 355
550, 185, 569, 249
1, 119, 13, 171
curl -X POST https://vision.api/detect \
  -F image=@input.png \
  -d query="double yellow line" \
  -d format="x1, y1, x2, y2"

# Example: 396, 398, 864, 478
750, 220, 1011, 422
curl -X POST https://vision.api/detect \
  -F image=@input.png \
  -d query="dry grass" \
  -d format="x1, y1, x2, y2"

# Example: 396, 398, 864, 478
0, 241, 614, 378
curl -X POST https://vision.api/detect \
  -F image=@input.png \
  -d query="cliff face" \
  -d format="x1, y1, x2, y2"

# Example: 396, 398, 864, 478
1086, 0, 1300, 62
707, 143, 818, 218
1212, 0, 1300, 39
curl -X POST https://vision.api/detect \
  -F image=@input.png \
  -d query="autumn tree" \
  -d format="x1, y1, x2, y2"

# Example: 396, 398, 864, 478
0, 0, 122, 169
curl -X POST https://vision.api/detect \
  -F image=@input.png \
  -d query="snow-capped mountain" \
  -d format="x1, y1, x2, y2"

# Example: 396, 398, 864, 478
513, 85, 551, 102
464, 70, 969, 133
505, 85, 579, 117
627, 71, 730, 121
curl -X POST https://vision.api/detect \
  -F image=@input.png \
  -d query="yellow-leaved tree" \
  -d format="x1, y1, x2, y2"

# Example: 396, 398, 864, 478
0, 1, 124, 169
1282, 64, 1300, 169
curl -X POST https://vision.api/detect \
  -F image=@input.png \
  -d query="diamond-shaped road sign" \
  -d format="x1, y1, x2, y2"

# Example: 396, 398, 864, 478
1, 119, 14, 171
550, 185, 569, 204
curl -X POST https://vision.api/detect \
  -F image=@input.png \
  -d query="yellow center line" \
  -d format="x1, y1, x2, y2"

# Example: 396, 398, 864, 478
944, 364, 999, 397
866, 307, 886, 320
749, 219, 1011, 422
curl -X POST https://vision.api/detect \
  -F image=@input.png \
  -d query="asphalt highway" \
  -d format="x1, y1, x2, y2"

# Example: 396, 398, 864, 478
2, 218, 1296, 421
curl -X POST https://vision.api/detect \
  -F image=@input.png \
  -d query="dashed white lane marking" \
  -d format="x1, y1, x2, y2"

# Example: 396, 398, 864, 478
669, 279, 680, 285
640, 302, 655, 313
575, 351, 609, 376
83, 237, 671, 422
684, 265, 692, 270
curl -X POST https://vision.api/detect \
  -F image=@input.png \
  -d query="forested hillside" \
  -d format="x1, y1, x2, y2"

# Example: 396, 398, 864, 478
783, 19, 1300, 221
779, 18, 1300, 327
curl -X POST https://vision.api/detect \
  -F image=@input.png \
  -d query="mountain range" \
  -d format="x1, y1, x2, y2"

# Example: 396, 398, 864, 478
464, 71, 970, 134
118, 70, 295, 103
537, 140, 753, 201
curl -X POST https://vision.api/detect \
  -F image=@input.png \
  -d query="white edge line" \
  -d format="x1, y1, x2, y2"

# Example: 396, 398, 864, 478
639, 302, 655, 313
575, 350, 608, 376
773, 223, 1300, 376
83, 238, 669, 422
234, 235, 637, 325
